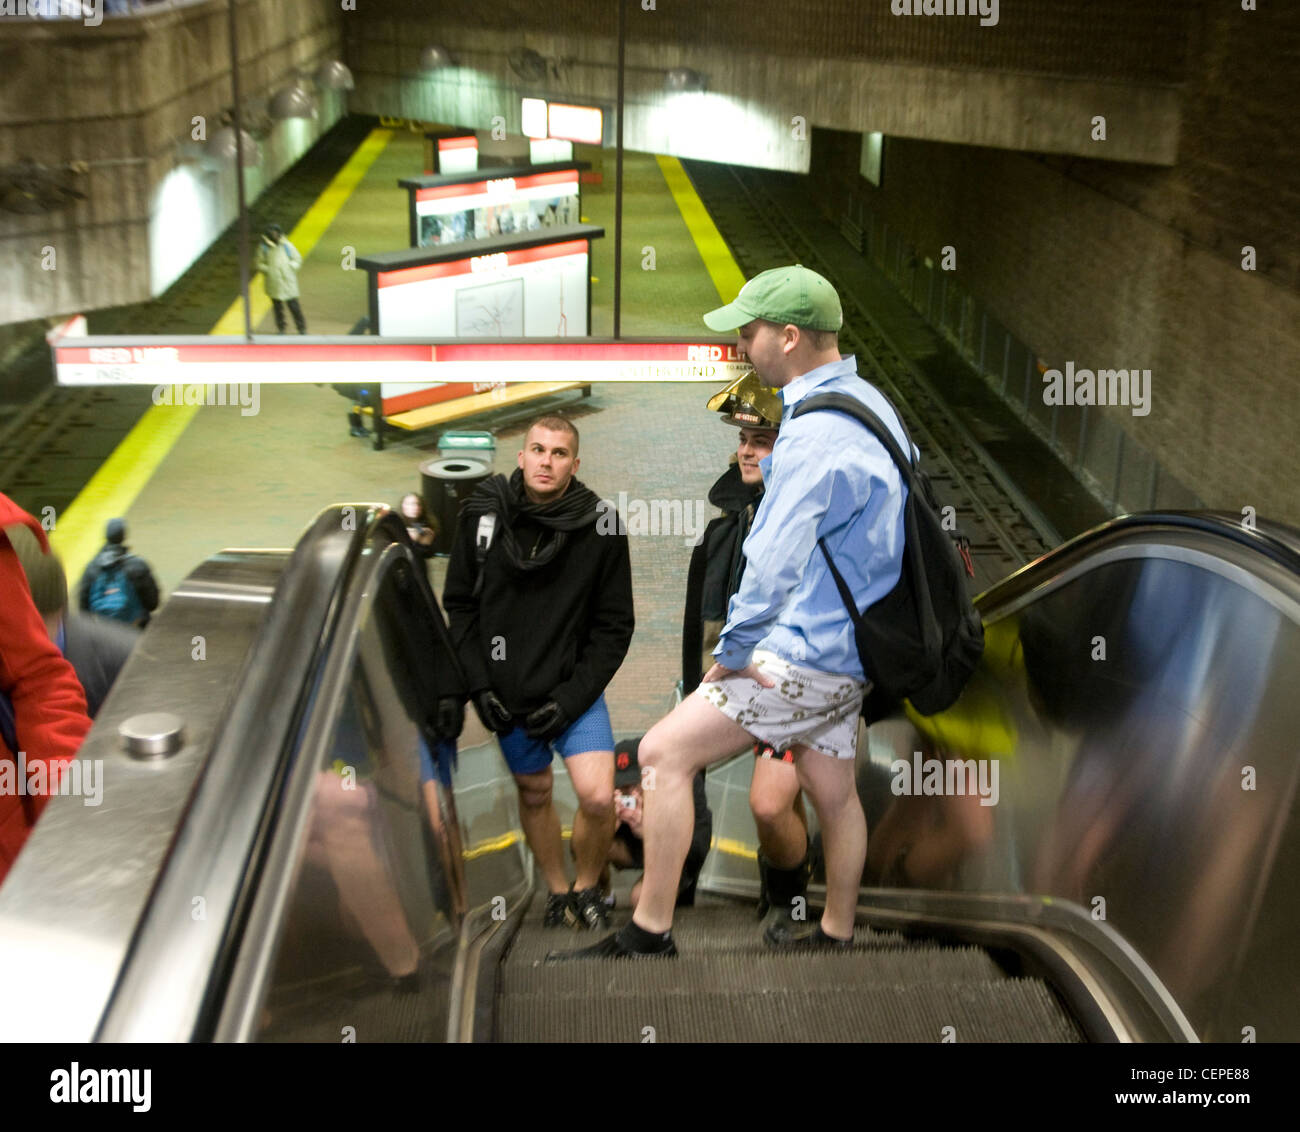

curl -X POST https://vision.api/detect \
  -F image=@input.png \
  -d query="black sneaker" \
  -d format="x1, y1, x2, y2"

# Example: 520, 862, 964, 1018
546, 928, 678, 963
566, 886, 610, 931
543, 892, 572, 928
764, 919, 854, 950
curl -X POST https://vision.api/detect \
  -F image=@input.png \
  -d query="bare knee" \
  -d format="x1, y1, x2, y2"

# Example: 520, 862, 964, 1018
751, 789, 794, 832
575, 786, 613, 820
637, 728, 692, 786
637, 729, 668, 772
517, 777, 553, 811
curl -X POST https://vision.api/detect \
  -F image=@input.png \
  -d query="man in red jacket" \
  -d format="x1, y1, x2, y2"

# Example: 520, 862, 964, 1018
0, 493, 92, 886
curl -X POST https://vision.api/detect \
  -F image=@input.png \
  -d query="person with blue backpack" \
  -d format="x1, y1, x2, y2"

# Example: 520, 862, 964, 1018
77, 518, 160, 629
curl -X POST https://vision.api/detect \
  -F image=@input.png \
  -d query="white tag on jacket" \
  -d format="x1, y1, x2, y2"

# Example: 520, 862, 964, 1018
476, 514, 497, 553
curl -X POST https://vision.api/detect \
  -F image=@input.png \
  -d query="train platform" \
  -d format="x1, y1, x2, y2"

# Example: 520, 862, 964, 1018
9, 114, 1109, 738
26, 123, 748, 741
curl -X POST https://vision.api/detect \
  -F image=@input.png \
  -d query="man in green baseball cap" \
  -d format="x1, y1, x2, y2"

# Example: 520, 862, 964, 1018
702, 263, 843, 336
554, 262, 919, 963
698, 264, 846, 394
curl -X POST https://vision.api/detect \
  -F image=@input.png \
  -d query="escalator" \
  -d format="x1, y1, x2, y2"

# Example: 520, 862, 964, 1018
491, 891, 1083, 1043
2, 506, 1297, 1042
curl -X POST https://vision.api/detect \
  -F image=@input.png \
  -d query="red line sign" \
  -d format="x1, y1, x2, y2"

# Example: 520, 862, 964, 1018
53, 338, 750, 386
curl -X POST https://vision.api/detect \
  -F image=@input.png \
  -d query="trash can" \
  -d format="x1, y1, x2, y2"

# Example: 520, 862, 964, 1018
438, 430, 496, 463
420, 457, 492, 555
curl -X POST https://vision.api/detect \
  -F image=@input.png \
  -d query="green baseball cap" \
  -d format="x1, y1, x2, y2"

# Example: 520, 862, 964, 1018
703, 264, 843, 333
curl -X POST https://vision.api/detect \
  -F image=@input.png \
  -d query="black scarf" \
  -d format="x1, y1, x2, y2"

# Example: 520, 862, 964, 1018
462, 468, 602, 576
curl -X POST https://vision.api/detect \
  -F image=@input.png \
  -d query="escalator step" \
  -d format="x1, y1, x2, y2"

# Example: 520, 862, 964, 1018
501, 940, 998, 998
501, 946, 1005, 997
497, 979, 1084, 1043
503, 902, 910, 966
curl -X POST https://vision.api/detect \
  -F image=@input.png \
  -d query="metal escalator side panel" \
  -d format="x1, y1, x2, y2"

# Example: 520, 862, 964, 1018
860, 523, 1300, 1041
0, 549, 286, 1043
213, 526, 481, 1042
93, 506, 386, 1041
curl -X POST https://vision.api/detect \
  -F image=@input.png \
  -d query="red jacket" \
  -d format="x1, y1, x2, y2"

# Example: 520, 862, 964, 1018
0, 494, 92, 885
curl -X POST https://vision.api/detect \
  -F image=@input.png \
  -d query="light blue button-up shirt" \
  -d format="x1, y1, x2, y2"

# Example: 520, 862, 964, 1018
713, 355, 910, 680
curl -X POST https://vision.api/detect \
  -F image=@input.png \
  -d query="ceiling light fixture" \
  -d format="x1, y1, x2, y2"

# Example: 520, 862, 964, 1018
664, 67, 707, 93
420, 45, 455, 71
314, 60, 355, 91
268, 82, 318, 120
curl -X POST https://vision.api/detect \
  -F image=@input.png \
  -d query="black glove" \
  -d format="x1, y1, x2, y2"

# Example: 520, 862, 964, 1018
472, 690, 513, 735
434, 696, 464, 741
523, 700, 570, 742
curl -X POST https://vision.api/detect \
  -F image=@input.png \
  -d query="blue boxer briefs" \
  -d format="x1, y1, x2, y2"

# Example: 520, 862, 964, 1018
496, 694, 614, 775
418, 735, 458, 788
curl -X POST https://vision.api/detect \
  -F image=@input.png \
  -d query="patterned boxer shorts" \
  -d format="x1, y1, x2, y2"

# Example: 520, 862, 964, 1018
695, 649, 866, 761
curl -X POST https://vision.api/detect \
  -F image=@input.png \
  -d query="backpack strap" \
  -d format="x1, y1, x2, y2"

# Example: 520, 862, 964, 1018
0, 694, 38, 825
0, 693, 17, 762
792, 392, 914, 629
471, 513, 497, 599
791, 392, 916, 482
794, 392, 975, 580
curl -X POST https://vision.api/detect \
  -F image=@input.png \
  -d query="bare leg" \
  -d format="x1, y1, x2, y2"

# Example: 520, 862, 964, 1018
313, 774, 420, 976
606, 831, 644, 909
750, 756, 807, 867
422, 779, 468, 920
564, 749, 615, 891
792, 746, 866, 939
634, 694, 754, 933
514, 766, 568, 893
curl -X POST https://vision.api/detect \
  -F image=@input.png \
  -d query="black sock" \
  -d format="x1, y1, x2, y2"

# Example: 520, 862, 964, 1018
619, 920, 674, 953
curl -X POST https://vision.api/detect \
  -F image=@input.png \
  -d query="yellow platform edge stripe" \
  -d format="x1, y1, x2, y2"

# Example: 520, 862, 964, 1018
51, 128, 395, 582
462, 828, 757, 863
655, 154, 748, 305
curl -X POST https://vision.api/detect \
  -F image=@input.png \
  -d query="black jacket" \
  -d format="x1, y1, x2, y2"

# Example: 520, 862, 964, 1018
62, 614, 140, 718
443, 477, 634, 721
681, 463, 764, 693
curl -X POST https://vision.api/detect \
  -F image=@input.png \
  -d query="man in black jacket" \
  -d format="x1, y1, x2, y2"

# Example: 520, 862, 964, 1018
443, 415, 634, 931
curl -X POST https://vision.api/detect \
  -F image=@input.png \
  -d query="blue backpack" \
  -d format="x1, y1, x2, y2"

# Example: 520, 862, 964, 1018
88, 556, 145, 625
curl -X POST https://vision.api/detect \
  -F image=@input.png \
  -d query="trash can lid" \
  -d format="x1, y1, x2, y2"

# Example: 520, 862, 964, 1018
420, 456, 492, 479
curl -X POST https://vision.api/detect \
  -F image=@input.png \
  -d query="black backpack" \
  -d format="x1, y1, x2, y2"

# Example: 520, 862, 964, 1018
791, 392, 984, 721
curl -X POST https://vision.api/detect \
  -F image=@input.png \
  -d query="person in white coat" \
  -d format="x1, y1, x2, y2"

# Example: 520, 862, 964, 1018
255, 223, 307, 333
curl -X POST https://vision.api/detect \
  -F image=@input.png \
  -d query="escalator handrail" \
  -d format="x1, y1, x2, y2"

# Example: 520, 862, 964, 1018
977, 510, 1300, 612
